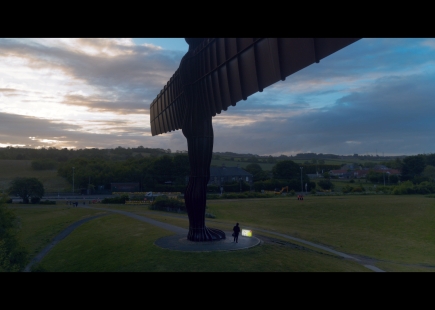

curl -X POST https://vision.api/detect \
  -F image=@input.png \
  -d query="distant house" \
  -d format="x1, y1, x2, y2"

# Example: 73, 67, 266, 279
330, 166, 400, 179
372, 168, 400, 175
353, 170, 370, 179
111, 183, 140, 192
209, 165, 253, 186
329, 169, 351, 178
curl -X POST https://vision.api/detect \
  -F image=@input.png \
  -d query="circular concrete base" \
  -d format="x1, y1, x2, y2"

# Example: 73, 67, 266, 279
154, 231, 261, 252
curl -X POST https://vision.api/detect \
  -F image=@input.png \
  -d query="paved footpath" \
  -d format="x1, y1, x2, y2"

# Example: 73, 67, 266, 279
24, 205, 384, 272
23, 213, 108, 272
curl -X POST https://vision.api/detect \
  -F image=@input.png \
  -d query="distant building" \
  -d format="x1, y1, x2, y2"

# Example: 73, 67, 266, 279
111, 183, 140, 192
307, 173, 322, 179
329, 169, 352, 178
209, 164, 253, 186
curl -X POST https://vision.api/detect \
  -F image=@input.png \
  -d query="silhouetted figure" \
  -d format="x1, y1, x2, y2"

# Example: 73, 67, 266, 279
233, 223, 241, 243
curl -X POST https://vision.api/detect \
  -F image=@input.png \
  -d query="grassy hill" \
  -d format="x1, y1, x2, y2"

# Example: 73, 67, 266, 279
0, 160, 71, 193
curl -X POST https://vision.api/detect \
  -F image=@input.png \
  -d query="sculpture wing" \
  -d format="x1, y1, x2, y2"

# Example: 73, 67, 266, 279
150, 38, 361, 136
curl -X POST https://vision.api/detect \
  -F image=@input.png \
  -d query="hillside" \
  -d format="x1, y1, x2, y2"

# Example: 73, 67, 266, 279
0, 160, 70, 193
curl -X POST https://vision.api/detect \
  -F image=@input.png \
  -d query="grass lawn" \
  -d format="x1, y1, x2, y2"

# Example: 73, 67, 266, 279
10, 205, 104, 257
7, 194, 435, 272
34, 213, 368, 272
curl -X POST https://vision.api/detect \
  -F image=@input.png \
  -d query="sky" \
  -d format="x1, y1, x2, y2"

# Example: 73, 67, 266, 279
0, 38, 434, 157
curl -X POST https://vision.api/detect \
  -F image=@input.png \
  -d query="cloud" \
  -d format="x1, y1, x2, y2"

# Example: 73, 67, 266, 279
0, 38, 184, 104
1, 38, 435, 157
211, 68, 435, 156
61, 93, 149, 115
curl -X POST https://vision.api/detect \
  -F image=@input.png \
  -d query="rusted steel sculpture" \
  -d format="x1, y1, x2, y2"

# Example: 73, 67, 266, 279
150, 38, 361, 242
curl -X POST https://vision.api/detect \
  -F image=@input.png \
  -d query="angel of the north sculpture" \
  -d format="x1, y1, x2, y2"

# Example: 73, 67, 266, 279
150, 38, 361, 242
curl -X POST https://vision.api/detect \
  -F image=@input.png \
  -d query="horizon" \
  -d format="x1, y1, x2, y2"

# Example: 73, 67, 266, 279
0, 145, 419, 158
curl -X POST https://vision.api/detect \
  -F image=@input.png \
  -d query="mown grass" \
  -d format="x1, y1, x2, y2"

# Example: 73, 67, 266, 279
120, 195, 435, 268
10, 205, 104, 257
7, 194, 435, 272
0, 159, 70, 193
35, 213, 367, 272
204, 196, 435, 266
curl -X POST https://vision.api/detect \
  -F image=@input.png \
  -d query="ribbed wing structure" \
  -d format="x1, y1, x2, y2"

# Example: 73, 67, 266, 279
150, 38, 361, 136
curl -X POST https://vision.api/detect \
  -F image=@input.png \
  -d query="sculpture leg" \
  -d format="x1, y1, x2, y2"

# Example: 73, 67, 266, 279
183, 116, 226, 242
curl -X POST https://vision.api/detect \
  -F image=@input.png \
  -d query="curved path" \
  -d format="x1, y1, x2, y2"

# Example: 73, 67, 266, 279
23, 213, 108, 272
23, 205, 384, 272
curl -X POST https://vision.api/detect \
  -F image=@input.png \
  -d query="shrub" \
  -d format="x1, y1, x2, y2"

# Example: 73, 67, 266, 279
149, 197, 186, 213
39, 200, 56, 205
342, 185, 353, 194
391, 180, 435, 195
351, 186, 365, 193
31, 197, 40, 204
206, 194, 221, 200
102, 194, 129, 204
318, 179, 335, 191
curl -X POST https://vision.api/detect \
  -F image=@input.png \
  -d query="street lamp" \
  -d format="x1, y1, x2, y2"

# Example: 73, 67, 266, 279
300, 166, 303, 193
72, 167, 75, 195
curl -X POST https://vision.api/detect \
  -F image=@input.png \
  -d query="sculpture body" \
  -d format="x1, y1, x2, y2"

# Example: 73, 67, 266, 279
150, 38, 361, 242
179, 42, 225, 240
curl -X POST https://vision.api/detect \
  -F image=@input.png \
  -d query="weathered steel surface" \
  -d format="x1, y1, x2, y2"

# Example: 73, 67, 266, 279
150, 38, 361, 136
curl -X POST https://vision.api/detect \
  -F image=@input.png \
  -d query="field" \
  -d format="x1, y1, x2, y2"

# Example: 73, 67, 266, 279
0, 160, 70, 193
7, 194, 435, 272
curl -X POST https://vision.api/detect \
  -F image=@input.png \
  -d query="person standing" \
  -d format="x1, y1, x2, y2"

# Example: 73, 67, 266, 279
233, 223, 241, 243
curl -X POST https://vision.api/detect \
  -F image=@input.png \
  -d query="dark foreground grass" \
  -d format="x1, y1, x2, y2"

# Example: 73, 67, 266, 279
10, 205, 104, 258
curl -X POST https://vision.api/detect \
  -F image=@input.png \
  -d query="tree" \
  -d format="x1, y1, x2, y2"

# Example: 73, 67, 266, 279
318, 179, 335, 191
245, 163, 269, 181
8, 177, 44, 204
401, 155, 426, 181
172, 154, 190, 184
389, 174, 399, 184
0, 196, 28, 271
267, 156, 276, 164
150, 155, 176, 183
247, 157, 259, 163
366, 171, 384, 183
422, 165, 435, 181
272, 160, 301, 180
